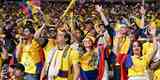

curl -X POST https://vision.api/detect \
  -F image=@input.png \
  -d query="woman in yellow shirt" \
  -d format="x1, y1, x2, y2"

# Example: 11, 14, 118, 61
128, 40, 157, 80
80, 35, 98, 80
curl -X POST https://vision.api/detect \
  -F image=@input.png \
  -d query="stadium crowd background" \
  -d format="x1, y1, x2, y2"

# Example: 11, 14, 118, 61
0, 0, 160, 80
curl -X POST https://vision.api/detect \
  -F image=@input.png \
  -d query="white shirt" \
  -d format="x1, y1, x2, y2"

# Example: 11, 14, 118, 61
153, 42, 160, 62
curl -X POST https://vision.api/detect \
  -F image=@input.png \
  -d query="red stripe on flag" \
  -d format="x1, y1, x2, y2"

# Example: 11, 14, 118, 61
98, 46, 105, 80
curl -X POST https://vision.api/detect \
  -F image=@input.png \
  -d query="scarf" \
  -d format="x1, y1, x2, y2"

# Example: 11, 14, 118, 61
48, 45, 69, 80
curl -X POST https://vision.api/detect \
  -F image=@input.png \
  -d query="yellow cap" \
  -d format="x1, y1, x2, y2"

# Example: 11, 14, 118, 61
115, 23, 127, 31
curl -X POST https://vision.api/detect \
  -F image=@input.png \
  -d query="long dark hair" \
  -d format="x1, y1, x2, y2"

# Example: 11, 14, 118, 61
131, 40, 143, 56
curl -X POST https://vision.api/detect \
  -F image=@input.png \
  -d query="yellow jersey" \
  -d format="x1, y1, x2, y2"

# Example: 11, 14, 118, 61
113, 37, 130, 54
80, 49, 98, 71
155, 19, 160, 28
47, 47, 80, 80
142, 42, 154, 64
153, 68, 160, 80
128, 55, 148, 77
19, 39, 41, 74
44, 39, 56, 60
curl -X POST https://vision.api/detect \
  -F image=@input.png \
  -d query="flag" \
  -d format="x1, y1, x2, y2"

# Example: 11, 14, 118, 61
28, 0, 41, 14
98, 45, 110, 80
36, 48, 45, 73
18, 0, 41, 17
19, 0, 32, 17
98, 46, 105, 80
125, 47, 133, 69
9, 49, 17, 65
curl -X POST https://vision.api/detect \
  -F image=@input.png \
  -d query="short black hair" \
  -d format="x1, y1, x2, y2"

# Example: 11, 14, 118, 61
10, 63, 25, 72
64, 31, 71, 45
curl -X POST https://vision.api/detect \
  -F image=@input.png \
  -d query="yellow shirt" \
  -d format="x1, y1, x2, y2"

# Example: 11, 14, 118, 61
153, 68, 160, 80
135, 17, 142, 28
114, 23, 121, 31
48, 48, 79, 80
142, 42, 154, 64
114, 37, 130, 54
44, 39, 56, 60
20, 39, 41, 74
80, 49, 98, 71
155, 19, 160, 28
128, 55, 148, 77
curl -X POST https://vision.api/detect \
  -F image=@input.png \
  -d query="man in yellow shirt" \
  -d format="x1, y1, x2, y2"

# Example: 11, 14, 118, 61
16, 24, 47, 80
43, 26, 57, 60
40, 28, 80, 80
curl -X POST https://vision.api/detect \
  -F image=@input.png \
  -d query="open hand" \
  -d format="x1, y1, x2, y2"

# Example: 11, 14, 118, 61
140, 6, 145, 15
95, 5, 103, 12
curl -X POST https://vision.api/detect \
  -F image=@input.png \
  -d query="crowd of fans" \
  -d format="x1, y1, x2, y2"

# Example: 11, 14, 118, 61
0, 0, 160, 80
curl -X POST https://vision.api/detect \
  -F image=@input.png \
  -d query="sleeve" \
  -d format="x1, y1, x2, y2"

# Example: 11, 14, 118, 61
142, 43, 155, 65
32, 39, 40, 48
70, 49, 80, 65
113, 37, 119, 54
142, 43, 147, 57
143, 55, 150, 66
135, 17, 141, 28
106, 25, 116, 38
106, 25, 115, 48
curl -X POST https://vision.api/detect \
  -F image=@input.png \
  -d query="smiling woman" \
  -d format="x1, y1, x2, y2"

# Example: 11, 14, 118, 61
80, 35, 98, 80
128, 38, 157, 80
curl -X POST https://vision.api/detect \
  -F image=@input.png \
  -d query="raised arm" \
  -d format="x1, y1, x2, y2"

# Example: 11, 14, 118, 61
95, 5, 109, 26
40, 64, 47, 80
16, 36, 23, 61
34, 23, 48, 47
70, 50, 80, 80
34, 23, 45, 40
139, 6, 145, 28
148, 25, 158, 62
